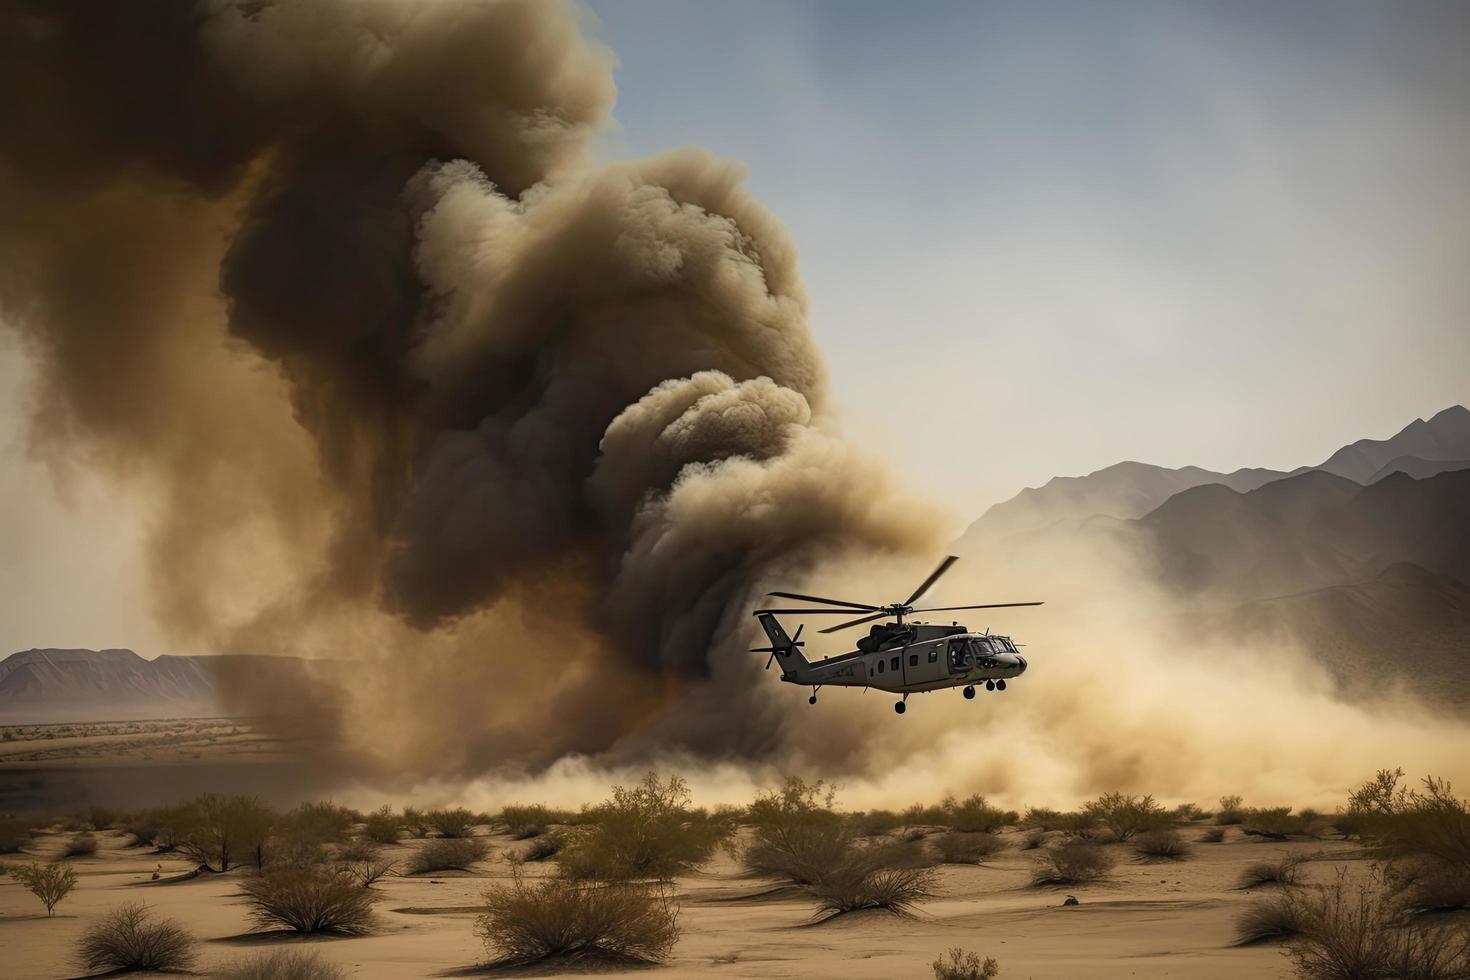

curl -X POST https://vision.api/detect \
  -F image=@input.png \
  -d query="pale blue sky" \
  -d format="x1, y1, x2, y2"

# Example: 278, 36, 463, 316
586, 0, 1470, 509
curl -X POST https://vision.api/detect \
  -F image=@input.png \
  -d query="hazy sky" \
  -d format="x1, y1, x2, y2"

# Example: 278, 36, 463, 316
2, 0, 1468, 651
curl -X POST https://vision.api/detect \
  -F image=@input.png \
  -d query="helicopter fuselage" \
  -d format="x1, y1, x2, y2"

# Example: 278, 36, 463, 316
789, 625, 1027, 693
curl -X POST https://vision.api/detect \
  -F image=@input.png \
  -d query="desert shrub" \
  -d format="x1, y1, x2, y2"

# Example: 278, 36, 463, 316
1172, 803, 1205, 822
500, 804, 553, 840
933, 947, 1000, 980
400, 806, 428, 837
808, 862, 937, 919
1244, 807, 1304, 839
854, 809, 903, 836
10, 860, 78, 915
240, 867, 376, 935
943, 795, 1018, 834
64, 832, 99, 857
1217, 795, 1246, 825
1237, 854, 1305, 890
475, 873, 679, 964
1020, 828, 1046, 850
1030, 840, 1115, 886
559, 772, 729, 882
84, 806, 121, 831
170, 794, 276, 871
903, 801, 950, 825
75, 901, 196, 973
1285, 867, 1470, 977
214, 949, 348, 980
361, 805, 402, 845
1350, 772, 1470, 872
935, 831, 1005, 864
407, 836, 489, 874
1198, 826, 1226, 843
335, 838, 381, 863
522, 832, 564, 863
1385, 859, 1470, 915
740, 777, 848, 884
426, 806, 477, 839
341, 857, 396, 888
1133, 829, 1190, 861
1082, 793, 1172, 841
1021, 806, 1096, 833
278, 801, 354, 846
1234, 892, 1308, 945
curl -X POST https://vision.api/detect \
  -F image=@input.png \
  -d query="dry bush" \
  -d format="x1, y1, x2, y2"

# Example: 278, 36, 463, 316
1285, 867, 1470, 977
83, 806, 121, 831
1082, 793, 1173, 841
400, 806, 429, 837
1217, 795, 1246, 825
1133, 829, 1190, 861
1244, 807, 1305, 839
1172, 803, 1205, 822
1348, 772, 1470, 886
76, 901, 196, 973
935, 832, 1005, 864
407, 836, 489, 874
341, 857, 396, 888
64, 832, 98, 857
854, 809, 903, 836
1198, 826, 1226, 843
808, 863, 937, 919
942, 795, 1017, 833
500, 804, 553, 840
1030, 840, 1115, 886
168, 794, 276, 871
475, 873, 679, 965
740, 777, 848, 885
10, 860, 78, 915
240, 867, 376, 934
335, 838, 381, 863
521, 832, 564, 863
361, 805, 403, 845
903, 802, 950, 826
1234, 892, 1308, 945
559, 772, 728, 882
278, 801, 355, 845
1020, 828, 1046, 850
933, 947, 1000, 980
1021, 806, 1096, 833
1386, 859, 1470, 915
0, 814, 32, 853
214, 949, 348, 980
425, 807, 477, 838
1237, 854, 1305, 889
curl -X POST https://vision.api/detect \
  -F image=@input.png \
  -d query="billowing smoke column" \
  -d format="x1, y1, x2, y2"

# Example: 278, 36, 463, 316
0, 0, 945, 772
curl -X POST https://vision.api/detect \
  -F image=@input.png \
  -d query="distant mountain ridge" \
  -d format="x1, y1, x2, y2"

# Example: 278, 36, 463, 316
958, 405, 1470, 548
0, 648, 318, 724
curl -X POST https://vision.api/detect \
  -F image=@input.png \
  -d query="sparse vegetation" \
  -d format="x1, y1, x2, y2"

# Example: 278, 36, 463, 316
1172, 803, 1205, 822
935, 831, 1005, 864
933, 947, 1000, 980
739, 777, 848, 885
407, 836, 489, 874
475, 872, 680, 965
1133, 829, 1190, 860
1217, 795, 1246, 825
1237, 854, 1305, 889
214, 949, 348, 980
558, 772, 729, 881
1030, 840, 1115, 886
277, 801, 355, 846
400, 806, 429, 838
425, 807, 477, 838
521, 832, 564, 863
1082, 793, 1173, 840
500, 804, 554, 840
1020, 807, 1097, 834
63, 831, 98, 857
853, 809, 903, 836
1234, 892, 1308, 945
0, 813, 32, 853
1198, 826, 1226, 843
942, 795, 1018, 833
341, 857, 396, 888
362, 805, 403, 844
10, 860, 78, 915
75, 901, 196, 973
1243, 806, 1304, 839
808, 861, 937, 919
167, 794, 276, 871
240, 867, 376, 935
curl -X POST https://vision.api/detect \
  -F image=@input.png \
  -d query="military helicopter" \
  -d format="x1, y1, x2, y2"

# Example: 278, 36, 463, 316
751, 555, 1041, 714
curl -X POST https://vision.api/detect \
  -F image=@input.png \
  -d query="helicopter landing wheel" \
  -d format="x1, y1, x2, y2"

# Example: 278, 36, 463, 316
996, 680, 1007, 691
809, 695, 817, 705
963, 686, 975, 699
894, 701, 906, 715
985, 680, 996, 691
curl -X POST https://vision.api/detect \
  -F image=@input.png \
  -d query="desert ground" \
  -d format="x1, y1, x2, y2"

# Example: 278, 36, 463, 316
5, 723, 1423, 980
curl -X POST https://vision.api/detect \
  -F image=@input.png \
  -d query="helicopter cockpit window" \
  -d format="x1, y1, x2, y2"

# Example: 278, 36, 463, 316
948, 639, 971, 673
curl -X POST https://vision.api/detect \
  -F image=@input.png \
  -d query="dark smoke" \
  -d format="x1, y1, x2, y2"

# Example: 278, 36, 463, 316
0, 0, 944, 774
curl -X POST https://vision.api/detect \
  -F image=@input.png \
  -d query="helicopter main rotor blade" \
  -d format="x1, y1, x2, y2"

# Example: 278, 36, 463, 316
819, 611, 892, 634
911, 601, 1045, 613
765, 591, 878, 611
755, 608, 878, 615
903, 555, 959, 607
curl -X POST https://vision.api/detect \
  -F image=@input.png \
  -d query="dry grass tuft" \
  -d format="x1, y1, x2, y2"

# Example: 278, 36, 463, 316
1132, 829, 1191, 861
932, 947, 1000, 980
1234, 892, 1308, 945
1030, 840, 1115, 886
76, 901, 196, 973
808, 863, 937, 920
214, 949, 348, 980
63, 832, 98, 858
521, 832, 564, 863
407, 837, 489, 874
240, 868, 376, 934
1236, 854, 1305, 890
475, 873, 679, 965
1198, 826, 1226, 843
341, 857, 397, 888
935, 832, 1005, 865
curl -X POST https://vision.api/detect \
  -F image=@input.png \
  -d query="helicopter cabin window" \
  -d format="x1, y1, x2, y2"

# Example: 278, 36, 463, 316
908, 654, 918, 667
928, 648, 939, 663
948, 639, 972, 673
890, 656, 901, 672
876, 660, 884, 674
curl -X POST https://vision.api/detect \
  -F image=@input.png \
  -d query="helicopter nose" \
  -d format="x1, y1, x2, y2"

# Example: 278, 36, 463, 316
1016, 655, 1027, 674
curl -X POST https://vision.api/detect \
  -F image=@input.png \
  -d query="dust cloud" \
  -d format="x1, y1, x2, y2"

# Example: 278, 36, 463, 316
2, 0, 1464, 809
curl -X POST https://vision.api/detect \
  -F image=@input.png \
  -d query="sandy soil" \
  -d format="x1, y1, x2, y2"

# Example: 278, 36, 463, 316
0, 822, 1357, 979
0, 719, 297, 767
